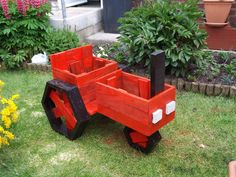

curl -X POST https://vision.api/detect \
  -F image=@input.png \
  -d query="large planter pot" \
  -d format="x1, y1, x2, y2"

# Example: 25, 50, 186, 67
103, 0, 132, 33
204, 0, 234, 27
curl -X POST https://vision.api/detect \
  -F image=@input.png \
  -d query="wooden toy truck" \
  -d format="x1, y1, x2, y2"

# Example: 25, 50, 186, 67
42, 45, 176, 154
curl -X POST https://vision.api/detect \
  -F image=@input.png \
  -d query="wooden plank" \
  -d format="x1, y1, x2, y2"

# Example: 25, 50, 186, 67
83, 56, 93, 72
93, 58, 106, 69
117, 89, 128, 93
53, 60, 117, 87
148, 85, 176, 121
96, 82, 149, 115
81, 90, 96, 105
51, 51, 70, 70
50, 45, 92, 71
97, 69, 122, 83
76, 63, 118, 85
150, 51, 165, 96
69, 60, 84, 75
138, 79, 150, 99
107, 76, 117, 88
52, 69, 78, 85
85, 100, 97, 115
97, 104, 152, 136
122, 72, 149, 81
122, 74, 139, 96
49, 91, 77, 130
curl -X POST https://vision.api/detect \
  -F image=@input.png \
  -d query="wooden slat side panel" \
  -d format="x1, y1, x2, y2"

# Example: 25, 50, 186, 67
97, 105, 152, 136
82, 92, 96, 105
121, 72, 150, 97
97, 70, 122, 84
50, 45, 93, 70
138, 79, 150, 99
122, 72, 150, 81
52, 69, 78, 85
107, 76, 118, 88
76, 63, 118, 85
149, 84, 176, 111
69, 60, 84, 75
93, 59, 106, 70
122, 74, 139, 97
83, 56, 93, 72
52, 61, 117, 86
51, 51, 76, 70
96, 83, 149, 125
79, 83, 96, 104
148, 85, 176, 125
82, 45, 93, 59
97, 83, 149, 112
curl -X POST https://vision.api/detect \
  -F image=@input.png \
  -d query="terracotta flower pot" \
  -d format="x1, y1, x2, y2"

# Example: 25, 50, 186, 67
204, 0, 234, 27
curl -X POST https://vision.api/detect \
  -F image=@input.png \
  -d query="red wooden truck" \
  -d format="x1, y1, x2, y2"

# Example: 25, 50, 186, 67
42, 45, 176, 154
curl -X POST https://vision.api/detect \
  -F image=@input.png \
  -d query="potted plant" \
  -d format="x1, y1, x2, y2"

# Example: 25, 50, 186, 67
204, 0, 234, 27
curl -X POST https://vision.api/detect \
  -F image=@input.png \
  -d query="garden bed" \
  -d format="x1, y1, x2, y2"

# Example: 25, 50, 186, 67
94, 45, 236, 85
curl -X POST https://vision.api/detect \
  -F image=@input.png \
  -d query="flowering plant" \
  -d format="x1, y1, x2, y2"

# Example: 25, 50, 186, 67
95, 46, 109, 58
0, 80, 19, 147
0, 0, 50, 19
0, 0, 51, 69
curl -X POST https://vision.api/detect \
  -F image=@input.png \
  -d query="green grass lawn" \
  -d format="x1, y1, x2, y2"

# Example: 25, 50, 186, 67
0, 70, 235, 177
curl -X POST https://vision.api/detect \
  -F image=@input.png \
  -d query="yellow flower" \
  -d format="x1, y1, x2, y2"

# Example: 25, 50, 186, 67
1, 107, 11, 116
0, 80, 19, 148
11, 94, 20, 100
1, 137, 9, 145
0, 126, 4, 133
1, 98, 8, 105
0, 136, 3, 146
0, 80, 4, 87
8, 101, 17, 113
12, 112, 19, 123
2, 116, 11, 129
0, 126, 4, 132
4, 131, 14, 140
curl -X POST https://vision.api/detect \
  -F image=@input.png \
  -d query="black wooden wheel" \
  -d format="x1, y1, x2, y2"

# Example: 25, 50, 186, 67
123, 127, 162, 154
42, 80, 90, 140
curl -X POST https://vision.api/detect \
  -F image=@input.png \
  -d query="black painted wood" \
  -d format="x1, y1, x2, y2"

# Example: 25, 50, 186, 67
123, 127, 162, 154
41, 80, 90, 140
103, 0, 132, 33
150, 51, 166, 97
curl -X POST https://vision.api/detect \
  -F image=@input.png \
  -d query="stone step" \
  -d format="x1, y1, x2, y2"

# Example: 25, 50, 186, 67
86, 32, 120, 44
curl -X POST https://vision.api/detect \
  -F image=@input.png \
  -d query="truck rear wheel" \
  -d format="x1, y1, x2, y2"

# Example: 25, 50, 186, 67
123, 127, 162, 154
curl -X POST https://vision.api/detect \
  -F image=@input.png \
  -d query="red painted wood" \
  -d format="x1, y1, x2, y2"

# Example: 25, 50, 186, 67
138, 79, 150, 99
201, 25, 236, 50
50, 45, 176, 137
52, 107, 63, 118
96, 70, 176, 136
107, 76, 118, 87
130, 132, 148, 143
130, 131, 148, 148
85, 101, 97, 115
49, 91, 77, 130
94, 59, 106, 69
50, 45, 118, 115
69, 60, 84, 75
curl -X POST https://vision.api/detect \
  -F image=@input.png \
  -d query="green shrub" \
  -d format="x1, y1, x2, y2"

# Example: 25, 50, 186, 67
0, 0, 51, 69
43, 29, 81, 55
118, 0, 207, 77
0, 50, 26, 70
